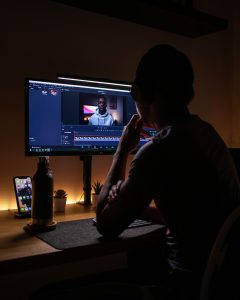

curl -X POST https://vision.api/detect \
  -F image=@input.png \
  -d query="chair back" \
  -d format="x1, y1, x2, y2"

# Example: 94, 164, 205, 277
200, 206, 240, 300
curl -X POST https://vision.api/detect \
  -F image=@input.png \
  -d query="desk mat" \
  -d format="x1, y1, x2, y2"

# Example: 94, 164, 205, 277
36, 218, 163, 250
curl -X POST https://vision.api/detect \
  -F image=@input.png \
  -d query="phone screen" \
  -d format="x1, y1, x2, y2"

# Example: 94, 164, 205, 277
14, 177, 32, 214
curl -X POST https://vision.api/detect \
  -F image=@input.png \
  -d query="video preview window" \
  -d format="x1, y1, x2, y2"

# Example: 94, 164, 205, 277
61, 91, 136, 127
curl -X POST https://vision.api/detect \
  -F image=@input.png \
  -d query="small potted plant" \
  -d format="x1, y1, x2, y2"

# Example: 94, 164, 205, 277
91, 181, 103, 208
53, 189, 67, 213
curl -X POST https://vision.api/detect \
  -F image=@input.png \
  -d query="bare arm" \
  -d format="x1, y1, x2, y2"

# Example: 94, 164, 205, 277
96, 149, 129, 220
96, 115, 163, 237
96, 115, 143, 235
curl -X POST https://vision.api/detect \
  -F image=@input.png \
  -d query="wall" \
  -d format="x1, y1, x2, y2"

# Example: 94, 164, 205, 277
193, 0, 240, 147
231, 0, 240, 147
0, 0, 236, 210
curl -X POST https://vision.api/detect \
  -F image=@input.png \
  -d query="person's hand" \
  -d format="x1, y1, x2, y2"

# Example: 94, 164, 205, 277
117, 114, 143, 154
107, 180, 123, 203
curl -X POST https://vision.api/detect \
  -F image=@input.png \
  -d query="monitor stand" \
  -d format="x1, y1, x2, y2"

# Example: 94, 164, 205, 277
80, 155, 92, 206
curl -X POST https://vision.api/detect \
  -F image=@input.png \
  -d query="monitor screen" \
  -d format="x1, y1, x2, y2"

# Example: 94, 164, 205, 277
25, 77, 157, 156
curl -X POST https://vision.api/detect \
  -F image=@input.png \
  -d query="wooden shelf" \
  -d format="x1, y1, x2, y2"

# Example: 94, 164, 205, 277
52, 0, 228, 38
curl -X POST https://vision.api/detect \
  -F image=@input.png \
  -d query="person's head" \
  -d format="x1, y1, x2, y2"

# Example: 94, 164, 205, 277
97, 96, 107, 114
131, 44, 194, 125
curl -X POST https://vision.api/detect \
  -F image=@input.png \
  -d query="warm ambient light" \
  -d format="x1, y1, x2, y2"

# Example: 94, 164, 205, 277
57, 76, 132, 88
0, 193, 85, 211
1, 197, 15, 210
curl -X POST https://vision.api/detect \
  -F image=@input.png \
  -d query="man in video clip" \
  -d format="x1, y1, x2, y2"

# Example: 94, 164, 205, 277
88, 96, 114, 126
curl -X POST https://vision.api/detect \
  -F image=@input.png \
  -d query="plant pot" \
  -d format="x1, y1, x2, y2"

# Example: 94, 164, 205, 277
54, 197, 67, 213
91, 194, 99, 208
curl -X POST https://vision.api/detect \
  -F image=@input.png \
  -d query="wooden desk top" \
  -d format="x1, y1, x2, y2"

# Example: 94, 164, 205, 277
0, 204, 95, 262
0, 204, 165, 278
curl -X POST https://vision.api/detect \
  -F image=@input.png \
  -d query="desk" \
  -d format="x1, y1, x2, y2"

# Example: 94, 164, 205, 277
0, 204, 95, 262
0, 204, 165, 300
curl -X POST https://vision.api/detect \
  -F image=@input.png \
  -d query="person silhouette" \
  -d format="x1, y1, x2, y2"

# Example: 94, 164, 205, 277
96, 44, 240, 299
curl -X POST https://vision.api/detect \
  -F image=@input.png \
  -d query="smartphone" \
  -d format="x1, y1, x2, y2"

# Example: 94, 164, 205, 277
13, 176, 32, 217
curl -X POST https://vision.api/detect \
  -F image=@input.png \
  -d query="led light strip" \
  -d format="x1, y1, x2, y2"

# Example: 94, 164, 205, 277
57, 76, 132, 88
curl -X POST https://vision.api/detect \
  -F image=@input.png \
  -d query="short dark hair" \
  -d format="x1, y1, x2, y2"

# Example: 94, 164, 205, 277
98, 96, 107, 103
134, 44, 194, 105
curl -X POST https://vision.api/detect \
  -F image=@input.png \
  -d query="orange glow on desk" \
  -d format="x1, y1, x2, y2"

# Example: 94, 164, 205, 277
0, 193, 85, 211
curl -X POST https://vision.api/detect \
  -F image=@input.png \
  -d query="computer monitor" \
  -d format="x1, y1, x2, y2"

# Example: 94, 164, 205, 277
25, 77, 157, 156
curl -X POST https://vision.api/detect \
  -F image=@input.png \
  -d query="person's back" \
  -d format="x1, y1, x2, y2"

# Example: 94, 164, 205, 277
138, 114, 240, 277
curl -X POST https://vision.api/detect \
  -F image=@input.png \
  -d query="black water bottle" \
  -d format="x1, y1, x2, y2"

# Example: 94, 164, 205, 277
32, 156, 54, 226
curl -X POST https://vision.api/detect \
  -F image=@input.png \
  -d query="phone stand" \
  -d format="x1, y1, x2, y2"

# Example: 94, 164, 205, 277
14, 211, 31, 219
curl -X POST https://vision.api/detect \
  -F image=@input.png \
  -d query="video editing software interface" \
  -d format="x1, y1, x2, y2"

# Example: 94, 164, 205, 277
26, 79, 157, 155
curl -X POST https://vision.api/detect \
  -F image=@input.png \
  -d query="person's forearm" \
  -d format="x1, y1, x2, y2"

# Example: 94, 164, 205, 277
96, 114, 143, 219
108, 149, 129, 182
96, 149, 129, 216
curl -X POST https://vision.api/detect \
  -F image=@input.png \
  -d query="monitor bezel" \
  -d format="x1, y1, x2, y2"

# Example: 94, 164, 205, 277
25, 76, 133, 156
